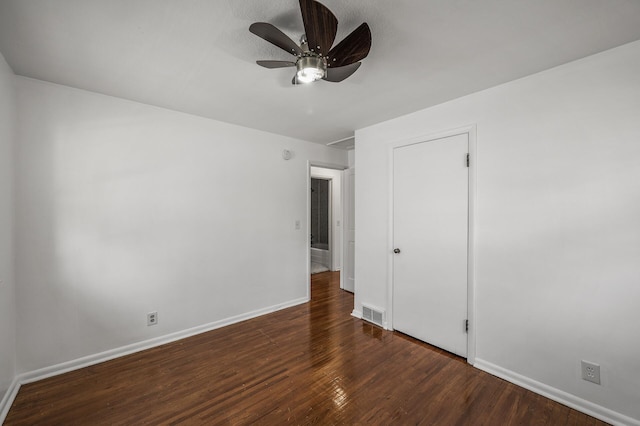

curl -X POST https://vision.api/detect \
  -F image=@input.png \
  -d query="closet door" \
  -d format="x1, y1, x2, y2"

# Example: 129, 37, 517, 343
392, 133, 469, 357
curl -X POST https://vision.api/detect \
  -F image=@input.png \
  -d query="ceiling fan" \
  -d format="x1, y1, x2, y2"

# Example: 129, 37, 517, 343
249, 0, 371, 85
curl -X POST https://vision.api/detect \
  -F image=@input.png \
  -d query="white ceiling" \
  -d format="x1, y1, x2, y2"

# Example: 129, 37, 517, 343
1, 0, 640, 145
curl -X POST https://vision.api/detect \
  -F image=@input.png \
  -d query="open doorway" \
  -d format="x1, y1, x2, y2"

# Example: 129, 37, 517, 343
309, 166, 343, 276
307, 162, 345, 299
310, 177, 332, 274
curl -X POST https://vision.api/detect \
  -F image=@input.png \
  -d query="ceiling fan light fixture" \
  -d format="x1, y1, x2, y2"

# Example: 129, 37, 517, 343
296, 56, 326, 83
250, 0, 371, 85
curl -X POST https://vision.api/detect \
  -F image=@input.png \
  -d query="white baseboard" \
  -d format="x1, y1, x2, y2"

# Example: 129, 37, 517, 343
0, 377, 21, 424
474, 358, 639, 426
0, 296, 308, 423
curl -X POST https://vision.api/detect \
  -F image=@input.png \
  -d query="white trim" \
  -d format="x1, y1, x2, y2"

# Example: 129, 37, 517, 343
0, 377, 21, 423
386, 125, 477, 364
386, 144, 395, 329
351, 309, 362, 319
341, 166, 356, 293
340, 169, 345, 289
327, 178, 333, 271
306, 161, 312, 301
327, 135, 355, 146
474, 359, 640, 426
466, 126, 478, 364
307, 161, 345, 171
327, 136, 355, 149
0, 296, 308, 423
307, 161, 348, 299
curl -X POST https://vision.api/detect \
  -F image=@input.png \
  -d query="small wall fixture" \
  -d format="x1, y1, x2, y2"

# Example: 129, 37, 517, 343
282, 149, 292, 160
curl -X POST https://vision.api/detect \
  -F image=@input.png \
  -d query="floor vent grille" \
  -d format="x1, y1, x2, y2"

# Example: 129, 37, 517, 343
362, 305, 384, 328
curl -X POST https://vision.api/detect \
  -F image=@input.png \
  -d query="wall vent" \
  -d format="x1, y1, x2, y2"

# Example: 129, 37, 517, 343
362, 304, 384, 328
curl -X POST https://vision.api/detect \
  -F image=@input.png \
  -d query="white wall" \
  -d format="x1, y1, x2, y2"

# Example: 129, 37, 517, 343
14, 77, 347, 374
0, 51, 16, 402
354, 40, 640, 424
310, 166, 342, 270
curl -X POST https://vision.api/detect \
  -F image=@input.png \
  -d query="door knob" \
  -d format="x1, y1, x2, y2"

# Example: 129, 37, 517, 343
393, 248, 401, 254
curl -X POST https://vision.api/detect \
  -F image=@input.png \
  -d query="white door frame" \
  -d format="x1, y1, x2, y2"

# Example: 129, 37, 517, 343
307, 161, 347, 300
386, 125, 477, 364
342, 166, 355, 293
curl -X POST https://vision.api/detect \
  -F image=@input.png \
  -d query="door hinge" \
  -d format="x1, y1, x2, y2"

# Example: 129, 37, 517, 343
465, 319, 469, 333
466, 153, 470, 167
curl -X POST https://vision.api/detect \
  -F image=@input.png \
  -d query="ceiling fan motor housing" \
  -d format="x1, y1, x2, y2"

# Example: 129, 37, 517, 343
297, 55, 327, 81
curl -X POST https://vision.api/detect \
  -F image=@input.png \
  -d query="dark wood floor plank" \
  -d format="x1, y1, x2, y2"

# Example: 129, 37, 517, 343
6, 271, 609, 425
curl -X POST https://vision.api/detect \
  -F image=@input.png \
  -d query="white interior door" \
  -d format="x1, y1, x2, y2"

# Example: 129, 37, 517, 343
392, 134, 469, 357
342, 167, 355, 292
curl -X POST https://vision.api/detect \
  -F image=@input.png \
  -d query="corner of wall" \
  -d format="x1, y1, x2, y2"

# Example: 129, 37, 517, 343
0, 49, 18, 423
474, 359, 640, 426
0, 378, 20, 424
347, 149, 355, 168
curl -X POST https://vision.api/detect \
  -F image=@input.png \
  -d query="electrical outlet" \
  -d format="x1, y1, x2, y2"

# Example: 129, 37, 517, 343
147, 311, 158, 326
581, 360, 600, 385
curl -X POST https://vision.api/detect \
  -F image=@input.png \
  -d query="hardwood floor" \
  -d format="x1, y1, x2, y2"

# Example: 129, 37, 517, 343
6, 272, 608, 425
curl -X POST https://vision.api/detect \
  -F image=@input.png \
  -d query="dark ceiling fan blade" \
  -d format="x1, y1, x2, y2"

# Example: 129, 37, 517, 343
256, 60, 296, 69
327, 23, 371, 68
299, 0, 338, 56
323, 62, 361, 82
249, 22, 302, 56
